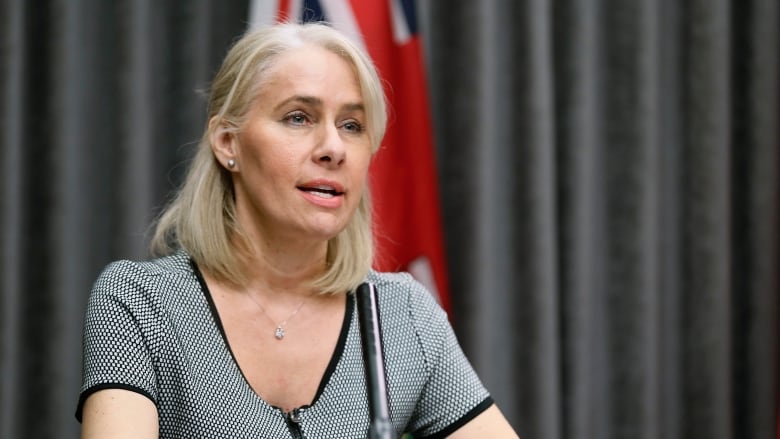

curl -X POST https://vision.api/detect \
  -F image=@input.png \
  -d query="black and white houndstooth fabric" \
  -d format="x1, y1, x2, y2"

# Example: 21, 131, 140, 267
76, 251, 492, 438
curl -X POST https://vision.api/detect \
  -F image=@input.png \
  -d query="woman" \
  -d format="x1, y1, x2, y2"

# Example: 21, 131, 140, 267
77, 22, 519, 438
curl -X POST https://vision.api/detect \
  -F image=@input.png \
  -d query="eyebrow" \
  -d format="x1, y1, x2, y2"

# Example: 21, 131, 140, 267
274, 95, 365, 113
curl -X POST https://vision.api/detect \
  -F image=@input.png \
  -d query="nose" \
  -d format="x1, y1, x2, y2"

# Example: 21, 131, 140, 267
314, 124, 346, 167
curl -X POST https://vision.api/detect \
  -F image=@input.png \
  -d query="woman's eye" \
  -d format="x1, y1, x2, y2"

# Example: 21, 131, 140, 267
342, 121, 364, 133
284, 112, 309, 125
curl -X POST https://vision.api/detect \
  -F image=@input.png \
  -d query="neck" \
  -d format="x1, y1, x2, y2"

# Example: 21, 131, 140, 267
234, 233, 328, 299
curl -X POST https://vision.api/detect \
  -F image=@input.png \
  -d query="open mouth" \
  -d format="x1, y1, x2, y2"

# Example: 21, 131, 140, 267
297, 185, 344, 198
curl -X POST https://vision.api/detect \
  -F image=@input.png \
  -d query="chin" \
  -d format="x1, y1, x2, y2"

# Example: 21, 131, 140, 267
296, 221, 340, 240
306, 213, 350, 235
316, 225, 348, 241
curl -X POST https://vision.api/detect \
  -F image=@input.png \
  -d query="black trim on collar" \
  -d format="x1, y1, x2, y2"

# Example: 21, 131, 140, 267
189, 258, 354, 411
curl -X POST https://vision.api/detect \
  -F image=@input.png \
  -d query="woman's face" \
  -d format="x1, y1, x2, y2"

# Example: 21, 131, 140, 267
228, 44, 372, 245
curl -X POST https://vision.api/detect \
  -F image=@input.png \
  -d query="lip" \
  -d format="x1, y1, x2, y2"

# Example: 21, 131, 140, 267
298, 179, 345, 193
297, 179, 345, 208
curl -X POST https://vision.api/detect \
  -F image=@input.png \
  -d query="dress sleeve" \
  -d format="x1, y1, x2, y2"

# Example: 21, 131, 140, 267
404, 280, 494, 438
75, 260, 159, 421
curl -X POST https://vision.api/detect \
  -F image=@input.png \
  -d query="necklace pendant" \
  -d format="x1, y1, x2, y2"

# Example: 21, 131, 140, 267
274, 326, 285, 340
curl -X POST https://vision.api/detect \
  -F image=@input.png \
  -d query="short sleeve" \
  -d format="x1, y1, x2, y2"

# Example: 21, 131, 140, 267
76, 260, 160, 421
404, 281, 493, 438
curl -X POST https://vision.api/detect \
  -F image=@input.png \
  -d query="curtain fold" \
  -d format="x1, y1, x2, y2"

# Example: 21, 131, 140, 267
420, 1, 777, 438
679, 1, 734, 435
553, 1, 605, 438
0, 2, 248, 437
1, 2, 26, 438
1, 1, 777, 438
731, 0, 779, 436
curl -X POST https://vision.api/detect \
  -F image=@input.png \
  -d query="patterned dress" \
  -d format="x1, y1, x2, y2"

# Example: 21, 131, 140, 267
77, 251, 492, 438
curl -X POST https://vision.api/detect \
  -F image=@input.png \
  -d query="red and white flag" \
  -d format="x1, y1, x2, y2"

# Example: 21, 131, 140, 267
249, 0, 451, 312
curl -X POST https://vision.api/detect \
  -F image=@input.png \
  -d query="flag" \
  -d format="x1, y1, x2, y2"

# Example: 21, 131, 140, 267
248, 0, 451, 312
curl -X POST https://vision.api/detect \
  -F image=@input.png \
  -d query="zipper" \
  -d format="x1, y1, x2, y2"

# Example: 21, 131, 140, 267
284, 407, 305, 439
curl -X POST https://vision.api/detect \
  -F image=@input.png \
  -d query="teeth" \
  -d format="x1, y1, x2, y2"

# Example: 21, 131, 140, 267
310, 190, 335, 198
300, 185, 341, 196
300, 186, 338, 197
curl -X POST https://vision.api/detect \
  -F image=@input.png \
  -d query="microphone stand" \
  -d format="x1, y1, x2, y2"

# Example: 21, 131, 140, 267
356, 282, 396, 439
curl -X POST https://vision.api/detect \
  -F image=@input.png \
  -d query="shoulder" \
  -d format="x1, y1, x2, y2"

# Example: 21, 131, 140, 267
91, 251, 194, 302
365, 270, 445, 318
97, 251, 192, 279
364, 270, 451, 359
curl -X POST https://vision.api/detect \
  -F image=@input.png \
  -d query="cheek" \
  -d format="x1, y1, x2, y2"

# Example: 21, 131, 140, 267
238, 124, 289, 166
243, 142, 298, 181
353, 147, 372, 173
352, 155, 371, 190
261, 154, 298, 180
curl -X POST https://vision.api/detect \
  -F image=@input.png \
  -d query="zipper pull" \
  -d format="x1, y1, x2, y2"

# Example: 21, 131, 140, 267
287, 407, 303, 424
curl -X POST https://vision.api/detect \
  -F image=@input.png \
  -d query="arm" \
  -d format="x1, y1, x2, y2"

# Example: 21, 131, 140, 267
397, 275, 521, 438
81, 389, 158, 438
447, 404, 519, 438
78, 261, 160, 435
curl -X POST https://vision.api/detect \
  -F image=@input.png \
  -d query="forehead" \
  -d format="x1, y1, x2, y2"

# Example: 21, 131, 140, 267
258, 45, 361, 98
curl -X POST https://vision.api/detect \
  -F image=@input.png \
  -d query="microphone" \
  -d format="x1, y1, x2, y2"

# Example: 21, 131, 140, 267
355, 282, 396, 439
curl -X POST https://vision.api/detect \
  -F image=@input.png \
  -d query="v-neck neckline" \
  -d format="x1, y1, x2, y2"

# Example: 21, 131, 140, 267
189, 258, 355, 413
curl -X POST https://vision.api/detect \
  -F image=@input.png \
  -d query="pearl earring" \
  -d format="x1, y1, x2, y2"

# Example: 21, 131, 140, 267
227, 159, 236, 169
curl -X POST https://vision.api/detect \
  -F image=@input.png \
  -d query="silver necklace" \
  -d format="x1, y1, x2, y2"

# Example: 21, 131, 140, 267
245, 293, 308, 340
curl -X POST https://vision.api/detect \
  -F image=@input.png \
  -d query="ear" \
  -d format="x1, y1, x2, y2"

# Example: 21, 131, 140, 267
209, 117, 239, 171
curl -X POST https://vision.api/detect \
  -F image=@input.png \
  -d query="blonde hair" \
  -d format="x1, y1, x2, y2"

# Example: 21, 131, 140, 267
151, 22, 387, 294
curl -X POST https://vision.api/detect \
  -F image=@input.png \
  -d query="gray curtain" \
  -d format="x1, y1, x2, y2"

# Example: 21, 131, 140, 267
1, 1, 777, 438
420, 1, 778, 438
0, 2, 249, 438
